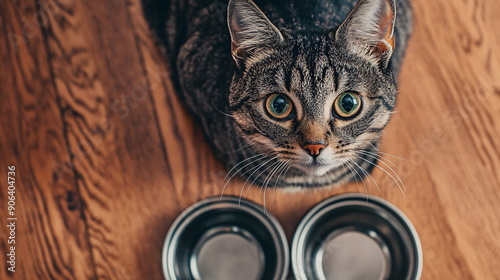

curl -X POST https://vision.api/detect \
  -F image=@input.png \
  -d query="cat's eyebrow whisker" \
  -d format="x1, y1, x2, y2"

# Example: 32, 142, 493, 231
212, 103, 234, 118
221, 154, 267, 199
349, 158, 380, 192
357, 157, 406, 198
357, 151, 406, 191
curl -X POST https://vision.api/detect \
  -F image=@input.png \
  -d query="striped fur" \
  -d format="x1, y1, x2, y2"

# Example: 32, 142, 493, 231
142, 0, 412, 187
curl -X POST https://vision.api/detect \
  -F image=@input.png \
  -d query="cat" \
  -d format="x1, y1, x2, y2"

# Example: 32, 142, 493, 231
141, 0, 412, 187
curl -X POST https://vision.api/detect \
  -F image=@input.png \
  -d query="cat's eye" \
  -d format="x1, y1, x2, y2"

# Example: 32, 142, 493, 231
333, 92, 362, 119
265, 93, 294, 120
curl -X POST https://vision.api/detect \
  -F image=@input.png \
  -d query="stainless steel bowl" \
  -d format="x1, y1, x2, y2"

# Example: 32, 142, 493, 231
291, 193, 423, 280
162, 196, 289, 280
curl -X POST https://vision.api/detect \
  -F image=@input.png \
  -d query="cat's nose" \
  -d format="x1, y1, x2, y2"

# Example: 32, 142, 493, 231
302, 143, 327, 156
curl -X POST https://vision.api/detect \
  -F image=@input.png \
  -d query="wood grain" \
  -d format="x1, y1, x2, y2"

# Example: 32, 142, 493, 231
0, 1, 94, 279
0, 0, 499, 279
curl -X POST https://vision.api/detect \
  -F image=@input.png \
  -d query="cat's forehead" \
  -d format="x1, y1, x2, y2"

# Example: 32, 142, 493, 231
275, 39, 378, 97
248, 32, 383, 101
275, 51, 347, 97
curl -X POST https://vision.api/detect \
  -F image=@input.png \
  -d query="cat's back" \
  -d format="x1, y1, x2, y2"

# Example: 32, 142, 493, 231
143, 0, 411, 65
160, 0, 375, 36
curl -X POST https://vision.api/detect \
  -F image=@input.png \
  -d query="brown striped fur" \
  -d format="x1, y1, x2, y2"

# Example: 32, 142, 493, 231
143, 0, 412, 187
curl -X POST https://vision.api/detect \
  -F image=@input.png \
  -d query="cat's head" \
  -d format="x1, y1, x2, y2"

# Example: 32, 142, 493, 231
227, 0, 397, 180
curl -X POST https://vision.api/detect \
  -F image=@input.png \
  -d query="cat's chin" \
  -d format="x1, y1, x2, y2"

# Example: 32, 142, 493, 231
295, 163, 334, 177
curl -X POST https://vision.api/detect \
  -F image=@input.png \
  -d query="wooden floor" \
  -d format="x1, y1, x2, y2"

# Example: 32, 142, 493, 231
0, 0, 499, 279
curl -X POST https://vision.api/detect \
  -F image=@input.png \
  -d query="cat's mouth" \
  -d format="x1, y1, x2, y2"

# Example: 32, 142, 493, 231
303, 160, 329, 167
292, 154, 350, 177
295, 161, 335, 176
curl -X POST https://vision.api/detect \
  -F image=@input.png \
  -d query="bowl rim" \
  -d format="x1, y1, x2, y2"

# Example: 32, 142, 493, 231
291, 193, 423, 280
161, 195, 290, 280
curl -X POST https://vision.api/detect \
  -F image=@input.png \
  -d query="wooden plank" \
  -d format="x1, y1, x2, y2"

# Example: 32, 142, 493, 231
0, 0, 498, 279
36, 0, 177, 279
131, 0, 499, 279
396, 1, 500, 278
0, 0, 95, 279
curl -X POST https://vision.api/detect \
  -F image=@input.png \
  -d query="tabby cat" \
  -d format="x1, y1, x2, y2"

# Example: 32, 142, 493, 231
142, 0, 412, 187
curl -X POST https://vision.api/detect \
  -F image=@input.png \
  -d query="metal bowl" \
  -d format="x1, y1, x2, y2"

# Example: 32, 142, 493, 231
162, 196, 289, 280
291, 193, 423, 280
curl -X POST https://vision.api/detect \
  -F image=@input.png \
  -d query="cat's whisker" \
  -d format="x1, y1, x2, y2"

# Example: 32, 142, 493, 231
345, 139, 405, 165
349, 158, 375, 192
345, 160, 369, 198
344, 139, 380, 149
355, 149, 399, 168
357, 151, 406, 191
220, 154, 267, 199
375, 150, 406, 161
223, 154, 264, 184
234, 138, 259, 153
275, 159, 293, 188
341, 161, 352, 188
239, 155, 279, 205
365, 142, 407, 160
240, 154, 277, 178
222, 154, 265, 183
349, 158, 380, 192
153, 0, 411, 189
245, 159, 281, 197
261, 160, 288, 216
259, 161, 282, 196
260, 160, 286, 194
357, 157, 406, 198
323, 160, 353, 188
275, 149, 296, 154
355, 141, 407, 161
321, 162, 342, 188
263, 187, 269, 216
274, 159, 293, 198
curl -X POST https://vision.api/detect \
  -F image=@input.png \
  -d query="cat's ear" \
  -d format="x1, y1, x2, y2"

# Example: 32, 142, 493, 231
335, 0, 396, 67
227, 0, 284, 67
